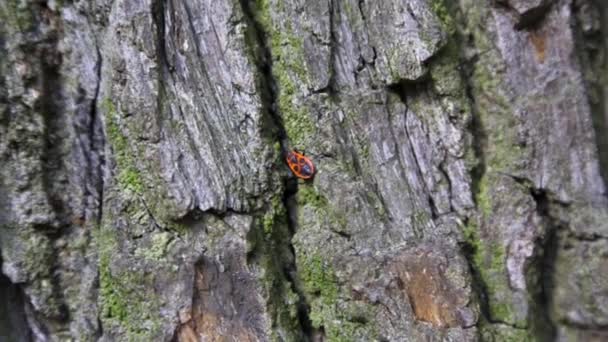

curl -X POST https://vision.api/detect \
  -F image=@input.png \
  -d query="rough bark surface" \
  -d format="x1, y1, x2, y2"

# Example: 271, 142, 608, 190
0, 0, 607, 341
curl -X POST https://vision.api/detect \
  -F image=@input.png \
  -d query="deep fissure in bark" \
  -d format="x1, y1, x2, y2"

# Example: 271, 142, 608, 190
152, 0, 170, 142
528, 188, 559, 341
239, 0, 314, 338
0, 252, 33, 341
37, 17, 71, 324
38, 27, 67, 232
458, 218, 492, 330
281, 177, 315, 337
91, 42, 105, 227
239, 0, 288, 148
576, 0, 608, 194
451, 2, 507, 333
494, 0, 553, 30
312, 0, 337, 97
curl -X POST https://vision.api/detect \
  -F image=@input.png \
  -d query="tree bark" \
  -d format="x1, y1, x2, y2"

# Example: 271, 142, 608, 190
0, 0, 607, 341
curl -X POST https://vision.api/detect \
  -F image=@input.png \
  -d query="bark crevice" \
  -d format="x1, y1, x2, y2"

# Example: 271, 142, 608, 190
238, 0, 315, 338
0, 252, 33, 341
575, 0, 608, 194
528, 187, 559, 341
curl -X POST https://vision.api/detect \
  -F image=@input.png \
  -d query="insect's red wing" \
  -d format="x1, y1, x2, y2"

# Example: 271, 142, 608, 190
297, 156, 314, 179
286, 151, 315, 179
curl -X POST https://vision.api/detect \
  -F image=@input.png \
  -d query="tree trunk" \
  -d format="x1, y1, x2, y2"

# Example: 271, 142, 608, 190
1, 0, 607, 340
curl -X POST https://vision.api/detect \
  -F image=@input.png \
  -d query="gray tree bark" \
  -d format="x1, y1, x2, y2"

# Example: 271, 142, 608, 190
1, 0, 607, 341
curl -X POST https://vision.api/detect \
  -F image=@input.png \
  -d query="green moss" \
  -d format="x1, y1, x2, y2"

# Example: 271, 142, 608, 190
430, 41, 465, 98
0, 0, 34, 32
262, 195, 286, 236
254, 0, 272, 32
463, 221, 480, 250
102, 99, 144, 194
476, 241, 514, 323
300, 254, 338, 303
118, 168, 143, 193
430, 0, 455, 35
23, 233, 53, 277
460, 6, 527, 325
101, 101, 181, 233
299, 254, 338, 327
491, 302, 516, 323
476, 176, 492, 217
297, 185, 329, 209
275, 57, 314, 148
247, 192, 304, 340
298, 185, 348, 232
466, 26, 525, 324
298, 254, 372, 341
96, 226, 162, 340
262, 212, 275, 235
463, 219, 519, 324
273, 141, 282, 160
254, 0, 315, 148
166, 221, 188, 235
135, 232, 172, 261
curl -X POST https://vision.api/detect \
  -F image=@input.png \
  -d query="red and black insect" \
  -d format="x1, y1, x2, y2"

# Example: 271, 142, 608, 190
286, 150, 315, 180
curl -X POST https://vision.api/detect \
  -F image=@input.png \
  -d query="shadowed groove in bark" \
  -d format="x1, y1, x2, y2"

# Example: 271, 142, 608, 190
529, 188, 559, 342
37, 13, 71, 323
38, 15, 67, 232
238, 0, 315, 338
449, 0, 512, 335
152, 0, 170, 141
0, 252, 33, 341
494, 0, 553, 30
239, 0, 288, 149
91, 39, 105, 226
583, 0, 608, 194
460, 44, 495, 328
312, 0, 337, 97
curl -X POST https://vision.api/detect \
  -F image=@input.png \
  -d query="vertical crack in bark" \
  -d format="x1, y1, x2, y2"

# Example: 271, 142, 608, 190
152, 0, 169, 140
327, 0, 337, 97
80, 7, 106, 339
39, 22, 67, 232
528, 188, 558, 341
313, 0, 337, 96
88, 17, 105, 228
37, 9, 71, 325
238, 0, 314, 339
357, 0, 367, 23
86, 11, 106, 339
0, 251, 33, 341
459, 53, 495, 332
281, 178, 315, 337
598, 2, 608, 192
576, 0, 608, 193
451, 3, 496, 335
238, 0, 288, 147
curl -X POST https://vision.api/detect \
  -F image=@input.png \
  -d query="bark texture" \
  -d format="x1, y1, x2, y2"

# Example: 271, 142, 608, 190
1, 0, 607, 341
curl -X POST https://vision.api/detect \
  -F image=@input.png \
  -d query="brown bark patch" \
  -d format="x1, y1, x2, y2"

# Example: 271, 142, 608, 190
391, 247, 470, 328
530, 31, 547, 63
175, 253, 265, 341
175, 323, 198, 342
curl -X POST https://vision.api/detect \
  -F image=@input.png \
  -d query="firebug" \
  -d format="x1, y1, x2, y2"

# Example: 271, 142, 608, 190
286, 150, 315, 180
